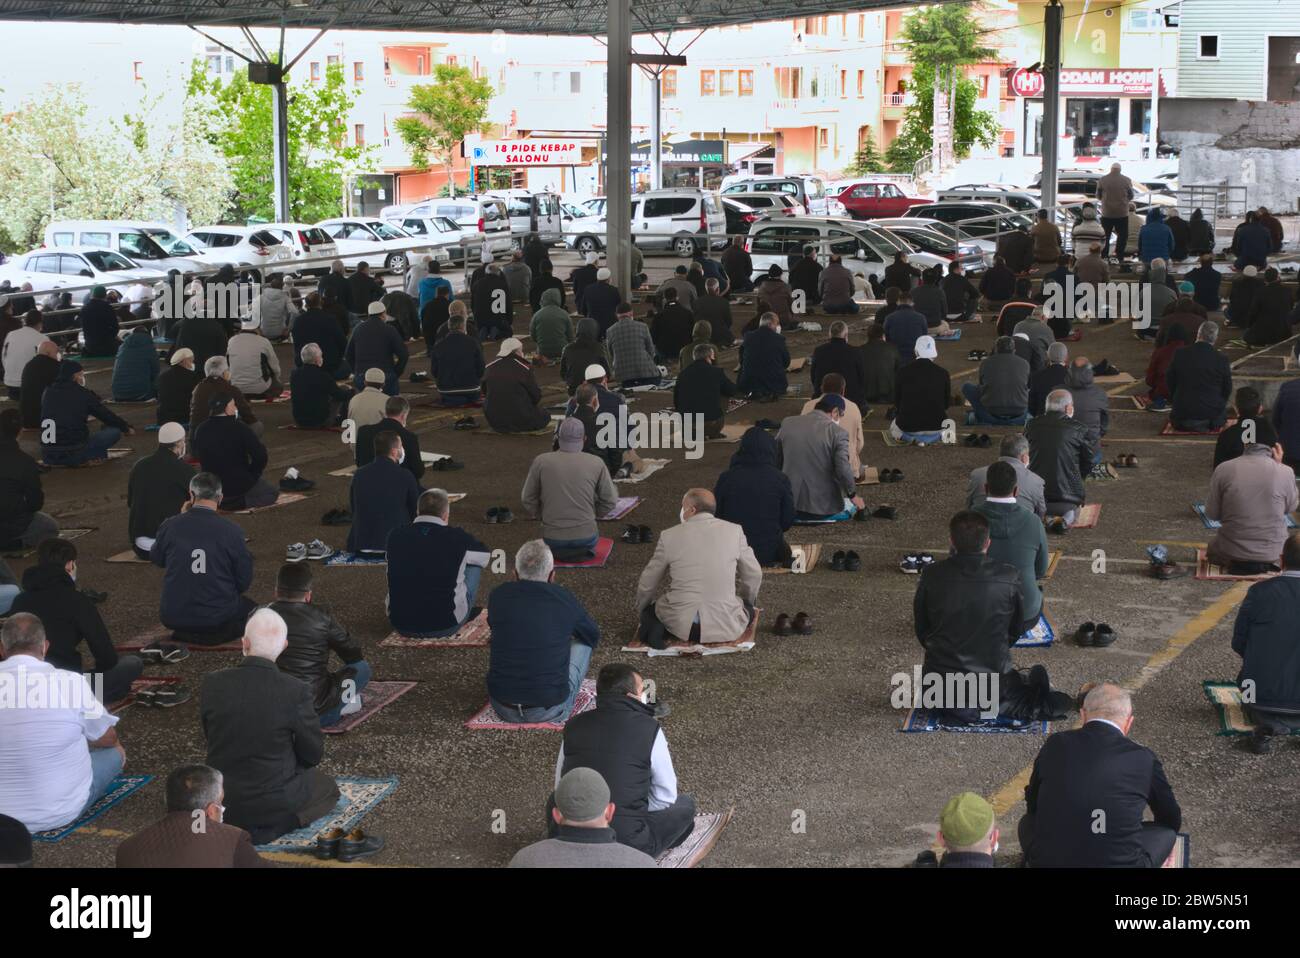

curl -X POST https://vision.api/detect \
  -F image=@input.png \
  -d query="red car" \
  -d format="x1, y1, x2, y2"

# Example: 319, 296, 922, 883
835, 181, 932, 220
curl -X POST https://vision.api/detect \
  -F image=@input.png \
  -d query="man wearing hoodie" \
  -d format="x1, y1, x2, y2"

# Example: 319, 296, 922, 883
1066, 358, 1109, 470
1071, 203, 1105, 251
530, 287, 574, 362
1188, 209, 1216, 256
501, 250, 532, 303
963, 337, 1030, 426
1186, 253, 1223, 313
973, 461, 1049, 634
561, 319, 609, 393
1165, 209, 1190, 262
40, 360, 133, 466
1138, 209, 1174, 266
1095, 163, 1135, 262
1231, 212, 1271, 272
110, 325, 160, 401
714, 427, 795, 567
9, 538, 145, 704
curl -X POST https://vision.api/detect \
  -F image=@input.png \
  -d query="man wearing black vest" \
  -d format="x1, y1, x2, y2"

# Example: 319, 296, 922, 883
552, 663, 696, 857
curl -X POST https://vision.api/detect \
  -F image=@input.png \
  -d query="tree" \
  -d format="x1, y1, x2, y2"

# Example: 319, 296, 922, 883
0, 85, 231, 253
186, 60, 377, 223
886, 3, 1001, 172
394, 64, 494, 198
845, 130, 886, 176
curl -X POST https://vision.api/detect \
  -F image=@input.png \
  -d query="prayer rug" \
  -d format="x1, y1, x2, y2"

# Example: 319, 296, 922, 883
115, 624, 241, 653
1015, 612, 1055, 648
554, 537, 615, 568
1202, 681, 1300, 738
1193, 502, 1296, 530
256, 776, 398, 851
33, 775, 153, 843
934, 328, 962, 341
281, 424, 344, 432
109, 676, 185, 714
1164, 834, 1190, 868
463, 678, 596, 731
880, 430, 941, 447
472, 426, 553, 437
1160, 418, 1236, 436
1071, 503, 1101, 528
105, 550, 150, 563
261, 390, 292, 403
787, 356, 807, 372
47, 448, 131, 468
616, 459, 669, 484
381, 609, 490, 649
105, 398, 156, 406
763, 544, 822, 575
328, 465, 357, 477
322, 681, 417, 734
601, 496, 642, 520
324, 551, 388, 567
657, 808, 735, 868
226, 492, 310, 514
1195, 550, 1279, 581
621, 380, 676, 393
621, 612, 760, 656
899, 710, 1049, 734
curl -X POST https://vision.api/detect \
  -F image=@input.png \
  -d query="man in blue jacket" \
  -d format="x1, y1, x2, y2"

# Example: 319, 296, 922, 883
151, 472, 256, 645
1232, 532, 1300, 752
386, 488, 491, 638
737, 312, 789, 400
40, 360, 133, 466
1137, 208, 1174, 267
347, 430, 419, 555
487, 540, 600, 724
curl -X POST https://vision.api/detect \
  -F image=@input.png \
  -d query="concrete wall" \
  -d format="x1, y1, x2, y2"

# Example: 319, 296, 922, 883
1160, 99, 1300, 212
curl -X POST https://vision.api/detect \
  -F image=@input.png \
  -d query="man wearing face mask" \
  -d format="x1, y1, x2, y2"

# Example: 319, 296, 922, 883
127, 422, 196, 560
347, 431, 419, 556
354, 395, 425, 488
552, 663, 696, 857
634, 488, 761, 650
774, 394, 865, 521
116, 764, 270, 868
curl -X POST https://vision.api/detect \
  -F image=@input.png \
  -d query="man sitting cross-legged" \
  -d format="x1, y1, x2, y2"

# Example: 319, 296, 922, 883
890, 335, 950, 444
635, 488, 761, 650
967, 434, 1046, 519
509, 768, 655, 868
522, 417, 618, 561
116, 764, 270, 868
386, 488, 491, 639
1019, 683, 1181, 868
192, 395, 277, 512
1025, 388, 1092, 529
962, 336, 1030, 426
347, 430, 420, 556
776, 394, 865, 521
1205, 438, 1298, 576
737, 312, 789, 401
714, 427, 795, 568
487, 540, 600, 725
0, 613, 128, 834
290, 343, 353, 429
1232, 532, 1300, 752
151, 471, 255, 648
912, 510, 1072, 725
552, 663, 696, 857
270, 562, 370, 727
972, 461, 1050, 634
801, 373, 867, 482
673, 342, 738, 441
127, 422, 195, 560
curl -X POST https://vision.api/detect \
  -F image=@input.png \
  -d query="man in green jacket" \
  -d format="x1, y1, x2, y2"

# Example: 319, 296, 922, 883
530, 287, 574, 363
974, 460, 1049, 634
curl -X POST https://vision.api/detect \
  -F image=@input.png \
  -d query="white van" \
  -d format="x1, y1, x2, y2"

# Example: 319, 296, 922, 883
722, 175, 829, 216
382, 195, 512, 255
45, 220, 206, 273
563, 188, 727, 257
483, 189, 564, 245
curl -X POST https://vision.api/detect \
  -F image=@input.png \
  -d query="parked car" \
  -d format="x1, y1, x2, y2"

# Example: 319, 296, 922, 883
901, 201, 1036, 246
483, 189, 564, 244
316, 217, 447, 274
1026, 170, 1177, 209
563, 188, 727, 256
834, 180, 932, 219
721, 197, 765, 237
870, 216, 995, 267
745, 216, 948, 286
865, 219, 987, 272
0, 245, 167, 296
184, 225, 294, 277
725, 192, 803, 217
938, 185, 1081, 228
721, 174, 830, 216
382, 195, 512, 256
258, 223, 340, 276
391, 214, 483, 265
44, 220, 206, 274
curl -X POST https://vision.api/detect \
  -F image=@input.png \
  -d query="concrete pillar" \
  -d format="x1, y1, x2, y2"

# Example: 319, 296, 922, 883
650, 71, 663, 190
606, 0, 632, 300
271, 75, 291, 223
1039, 1, 1063, 213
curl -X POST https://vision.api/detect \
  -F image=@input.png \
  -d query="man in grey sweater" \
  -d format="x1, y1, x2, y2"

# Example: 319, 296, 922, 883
962, 337, 1030, 425
1066, 358, 1110, 470
508, 768, 656, 868
521, 417, 619, 559
775, 394, 864, 520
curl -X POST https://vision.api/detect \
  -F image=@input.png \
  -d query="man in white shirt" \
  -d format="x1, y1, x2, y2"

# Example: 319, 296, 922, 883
226, 317, 283, 400
2, 311, 51, 398
0, 613, 126, 833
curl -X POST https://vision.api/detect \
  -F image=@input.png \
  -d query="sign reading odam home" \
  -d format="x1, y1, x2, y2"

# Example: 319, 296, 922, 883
1010, 67, 1170, 98
470, 139, 584, 166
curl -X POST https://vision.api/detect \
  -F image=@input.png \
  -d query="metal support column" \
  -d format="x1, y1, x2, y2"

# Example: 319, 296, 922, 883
606, 0, 632, 300
1039, 1, 1063, 213
650, 70, 663, 190
271, 73, 291, 223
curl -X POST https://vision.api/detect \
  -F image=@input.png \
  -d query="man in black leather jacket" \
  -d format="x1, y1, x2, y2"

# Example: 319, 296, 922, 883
1024, 388, 1093, 525
912, 511, 1072, 724
268, 562, 369, 727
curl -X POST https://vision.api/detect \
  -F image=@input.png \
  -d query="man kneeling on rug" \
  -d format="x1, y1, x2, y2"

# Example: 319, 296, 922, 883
1232, 532, 1300, 752
635, 489, 761, 650
487, 541, 600, 725
913, 511, 1073, 725
552, 664, 695, 858
1206, 439, 1297, 576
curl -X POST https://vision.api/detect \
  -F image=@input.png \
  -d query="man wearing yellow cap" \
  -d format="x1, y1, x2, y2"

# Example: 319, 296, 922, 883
913, 792, 998, 868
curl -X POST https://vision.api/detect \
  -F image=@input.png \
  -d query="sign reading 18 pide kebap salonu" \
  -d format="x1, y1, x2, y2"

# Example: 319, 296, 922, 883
470, 139, 584, 166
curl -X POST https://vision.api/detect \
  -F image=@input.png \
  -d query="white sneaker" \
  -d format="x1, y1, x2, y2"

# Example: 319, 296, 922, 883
285, 542, 307, 562
339, 695, 363, 717
304, 539, 333, 561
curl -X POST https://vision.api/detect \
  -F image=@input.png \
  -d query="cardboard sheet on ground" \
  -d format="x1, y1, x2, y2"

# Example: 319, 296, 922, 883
621, 612, 760, 656
616, 458, 669, 484
1195, 549, 1278, 581
1094, 372, 1136, 385
1070, 503, 1101, 528
763, 543, 822, 575
225, 492, 310, 514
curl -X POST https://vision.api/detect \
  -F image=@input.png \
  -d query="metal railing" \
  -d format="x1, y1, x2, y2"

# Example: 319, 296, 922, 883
1177, 184, 1249, 236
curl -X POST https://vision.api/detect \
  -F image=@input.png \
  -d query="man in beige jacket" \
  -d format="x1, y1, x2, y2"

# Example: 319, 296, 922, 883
634, 488, 761, 649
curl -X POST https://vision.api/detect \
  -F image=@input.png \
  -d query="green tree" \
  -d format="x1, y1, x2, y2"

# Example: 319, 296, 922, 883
186, 60, 376, 223
845, 129, 886, 175
394, 64, 494, 198
0, 84, 231, 253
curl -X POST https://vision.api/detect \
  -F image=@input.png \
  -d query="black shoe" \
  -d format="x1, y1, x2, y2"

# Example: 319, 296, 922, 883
315, 827, 344, 860
1075, 622, 1097, 646
638, 525, 654, 543
1093, 623, 1117, 647
429, 458, 464, 471
453, 416, 479, 430
843, 550, 861, 572
280, 476, 315, 492
136, 685, 193, 708
1245, 729, 1272, 755
831, 550, 846, 572
772, 613, 794, 636
338, 829, 385, 862
872, 506, 897, 520
486, 506, 513, 524
792, 611, 814, 635
80, 587, 108, 604
620, 524, 641, 543
321, 508, 352, 526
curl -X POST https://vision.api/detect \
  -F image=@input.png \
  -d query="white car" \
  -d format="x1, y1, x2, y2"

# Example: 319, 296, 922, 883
316, 217, 447, 274
382, 195, 513, 257
45, 220, 206, 274
871, 216, 996, 268
745, 216, 949, 286
390, 214, 483, 265
184, 225, 294, 276
258, 223, 340, 276
0, 245, 167, 297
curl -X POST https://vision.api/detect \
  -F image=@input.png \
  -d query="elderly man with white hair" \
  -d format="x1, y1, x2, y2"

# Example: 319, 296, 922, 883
189, 354, 262, 437
318, 258, 354, 314
290, 342, 354, 428
1166, 319, 1233, 432
1020, 682, 1182, 867
486, 540, 601, 724
570, 250, 601, 313
200, 608, 382, 854
1024, 388, 1093, 530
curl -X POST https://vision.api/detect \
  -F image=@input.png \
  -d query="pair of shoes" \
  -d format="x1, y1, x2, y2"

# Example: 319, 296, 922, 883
1075, 622, 1118, 647
139, 641, 190, 665
428, 457, 464, 471
830, 550, 861, 572
1091, 359, 1119, 377
410, 371, 429, 383
1148, 544, 1189, 579
620, 524, 653, 543
1118, 453, 1139, 467
1089, 462, 1118, 480
315, 827, 385, 862
485, 506, 514, 523
453, 416, 479, 430
879, 468, 904, 482
79, 587, 108, 604
280, 474, 315, 493
321, 508, 352, 526
772, 612, 814, 635
134, 685, 193, 708
900, 553, 935, 574
967, 349, 987, 361
962, 433, 991, 448
871, 505, 898, 520
614, 463, 633, 480
1045, 516, 1069, 535
286, 540, 333, 562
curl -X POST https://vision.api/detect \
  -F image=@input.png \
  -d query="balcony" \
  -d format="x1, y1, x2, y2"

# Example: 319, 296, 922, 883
768, 96, 838, 125
882, 91, 913, 121
883, 42, 910, 67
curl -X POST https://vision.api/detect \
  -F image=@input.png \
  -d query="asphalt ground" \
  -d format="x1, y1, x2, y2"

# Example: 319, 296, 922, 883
16, 248, 1300, 869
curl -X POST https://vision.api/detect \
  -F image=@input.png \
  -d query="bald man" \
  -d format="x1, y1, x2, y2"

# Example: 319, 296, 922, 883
1020, 683, 1181, 867
634, 488, 761, 649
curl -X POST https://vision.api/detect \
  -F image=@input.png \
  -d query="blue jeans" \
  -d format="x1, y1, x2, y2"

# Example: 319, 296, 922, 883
82, 746, 125, 814
490, 640, 594, 724
400, 564, 484, 638
0, 584, 18, 615
962, 383, 1029, 426
45, 427, 122, 465
822, 302, 860, 314
353, 370, 398, 396
319, 660, 373, 726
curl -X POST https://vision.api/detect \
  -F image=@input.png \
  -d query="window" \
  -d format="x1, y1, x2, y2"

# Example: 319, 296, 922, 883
417, 54, 425, 74
133, 61, 143, 82
819, 128, 830, 148
1128, 9, 1166, 31
643, 197, 695, 217
662, 69, 677, 97
78, 231, 111, 248
205, 54, 222, 74
1198, 34, 1219, 59
310, 61, 321, 82
551, 71, 562, 94
353, 61, 365, 83
446, 54, 458, 66
1267, 36, 1300, 100
858, 14, 865, 39
327, 54, 340, 68
849, 184, 878, 198
840, 69, 847, 97
354, 124, 365, 146
533, 71, 543, 91
738, 70, 753, 96
31, 255, 60, 273
570, 71, 581, 93
857, 70, 865, 97
51, 231, 75, 247
719, 70, 735, 96
751, 225, 819, 255
700, 70, 716, 96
